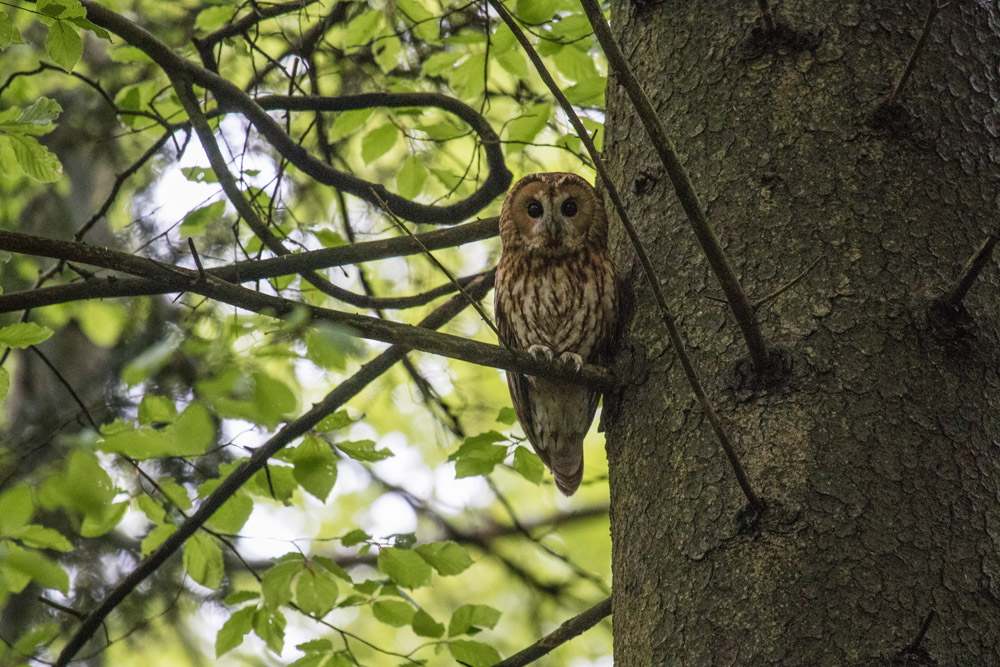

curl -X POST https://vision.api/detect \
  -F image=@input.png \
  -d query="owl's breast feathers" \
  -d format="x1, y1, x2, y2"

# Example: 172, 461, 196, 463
495, 250, 617, 362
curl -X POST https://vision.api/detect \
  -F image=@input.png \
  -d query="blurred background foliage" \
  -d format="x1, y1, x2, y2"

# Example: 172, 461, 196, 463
0, 0, 612, 664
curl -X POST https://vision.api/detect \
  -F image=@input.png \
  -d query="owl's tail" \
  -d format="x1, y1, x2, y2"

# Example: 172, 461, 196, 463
551, 443, 584, 496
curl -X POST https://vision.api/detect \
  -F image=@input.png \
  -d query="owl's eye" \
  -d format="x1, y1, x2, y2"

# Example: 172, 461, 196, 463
561, 200, 578, 217
526, 200, 544, 218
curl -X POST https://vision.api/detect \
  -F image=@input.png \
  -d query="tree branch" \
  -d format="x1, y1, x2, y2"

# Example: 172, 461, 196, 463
80, 1, 512, 225
0, 231, 613, 389
0, 217, 498, 312
491, 597, 612, 667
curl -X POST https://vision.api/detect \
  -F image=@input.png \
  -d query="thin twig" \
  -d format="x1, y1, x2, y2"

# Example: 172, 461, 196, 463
935, 230, 999, 308
904, 609, 936, 653
753, 256, 821, 309
886, 1, 944, 108
37, 596, 84, 619
371, 188, 505, 344
491, 597, 612, 667
187, 238, 206, 280
489, 0, 765, 512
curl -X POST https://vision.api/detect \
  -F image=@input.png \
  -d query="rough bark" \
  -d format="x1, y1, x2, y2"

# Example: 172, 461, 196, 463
605, 2, 1000, 664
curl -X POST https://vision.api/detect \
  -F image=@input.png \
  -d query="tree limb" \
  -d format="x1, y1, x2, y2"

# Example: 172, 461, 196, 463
491, 597, 612, 667
0, 230, 613, 389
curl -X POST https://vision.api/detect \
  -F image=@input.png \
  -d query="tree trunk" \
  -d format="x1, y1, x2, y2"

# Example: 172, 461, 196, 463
604, 2, 1000, 664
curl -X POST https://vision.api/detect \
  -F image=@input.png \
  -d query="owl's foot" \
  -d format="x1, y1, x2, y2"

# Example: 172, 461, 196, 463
528, 344, 555, 363
558, 351, 584, 372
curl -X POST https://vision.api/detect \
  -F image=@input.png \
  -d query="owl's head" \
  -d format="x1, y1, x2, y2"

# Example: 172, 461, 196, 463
498, 173, 608, 255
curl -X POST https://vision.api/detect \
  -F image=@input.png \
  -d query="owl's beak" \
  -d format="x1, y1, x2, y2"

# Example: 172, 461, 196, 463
543, 215, 562, 241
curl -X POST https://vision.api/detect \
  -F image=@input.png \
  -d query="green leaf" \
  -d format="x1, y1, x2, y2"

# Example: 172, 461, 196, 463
215, 605, 256, 657
198, 482, 252, 534
180, 200, 226, 237
2, 134, 61, 182
412, 609, 445, 638
37, 0, 86, 20
174, 402, 215, 456
0, 11, 19, 51
0, 323, 53, 349
13, 621, 59, 656
378, 547, 432, 588
3, 543, 69, 593
195, 5, 235, 31
317, 410, 352, 433
69, 16, 110, 41
329, 108, 374, 142
11, 525, 73, 551
225, 590, 261, 605
183, 532, 224, 589
496, 407, 517, 425
261, 560, 300, 607
138, 394, 178, 426
295, 567, 339, 616
141, 523, 176, 555
372, 599, 415, 627
449, 639, 502, 667
449, 604, 501, 637
80, 501, 127, 538
10, 98, 63, 130
45, 20, 83, 72
414, 541, 473, 576
0, 485, 33, 535
423, 52, 463, 77
340, 529, 370, 547
515, 0, 560, 23
181, 166, 218, 183
253, 606, 286, 654
313, 556, 352, 582
448, 431, 507, 478
361, 124, 398, 163
397, 155, 428, 199
336, 439, 393, 463
292, 435, 338, 502
505, 104, 551, 148
513, 446, 545, 484
344, 9, 383, 49
0, 367, 9, 406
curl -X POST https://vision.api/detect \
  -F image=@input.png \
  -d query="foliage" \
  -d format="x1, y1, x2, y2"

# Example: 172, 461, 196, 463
0, 0, 612, 664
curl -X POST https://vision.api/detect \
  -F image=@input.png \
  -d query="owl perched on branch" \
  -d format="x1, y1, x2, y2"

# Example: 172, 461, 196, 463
495, 173, 619, 496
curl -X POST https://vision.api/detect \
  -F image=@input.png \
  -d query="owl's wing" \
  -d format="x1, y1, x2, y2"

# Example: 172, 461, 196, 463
494, 289, 547, 466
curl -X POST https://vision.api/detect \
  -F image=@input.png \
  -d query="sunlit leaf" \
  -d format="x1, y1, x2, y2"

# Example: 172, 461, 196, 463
449, 604, 501, 637
513, 446, 545, 484
0, 323, 53, 349
336, 439, 393, 462
373, 599, 414, 627
378, 547, 432, 588
216, 605, 256, 657
449, 639, 502, 667
291, 435, 338, 502
412, 609, 445, 638
183, 532, 224, 589
45, 20, 83, 72
415, 541, 473, 576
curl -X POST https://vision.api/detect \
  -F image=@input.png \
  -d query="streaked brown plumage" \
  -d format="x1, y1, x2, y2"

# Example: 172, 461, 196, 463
494, 173, 618, 495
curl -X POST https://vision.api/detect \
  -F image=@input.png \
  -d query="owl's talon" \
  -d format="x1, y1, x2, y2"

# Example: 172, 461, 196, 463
528, 344, 555, 362
558, 352, 584, 372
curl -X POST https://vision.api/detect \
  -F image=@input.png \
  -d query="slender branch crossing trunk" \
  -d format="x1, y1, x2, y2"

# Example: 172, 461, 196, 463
605, 2, 1000, 663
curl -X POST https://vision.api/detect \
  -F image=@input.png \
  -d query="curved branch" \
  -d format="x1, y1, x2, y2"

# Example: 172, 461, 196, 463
80, 1, 512, 224
0, 217, 499, 312
54, 279, 494, 666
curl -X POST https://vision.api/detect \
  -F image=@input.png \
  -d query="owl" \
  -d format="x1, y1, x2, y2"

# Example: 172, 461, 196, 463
494, 173, 618, 496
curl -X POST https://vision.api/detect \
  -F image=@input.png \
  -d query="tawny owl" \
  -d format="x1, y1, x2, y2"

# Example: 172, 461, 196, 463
495, 173, 618, 496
